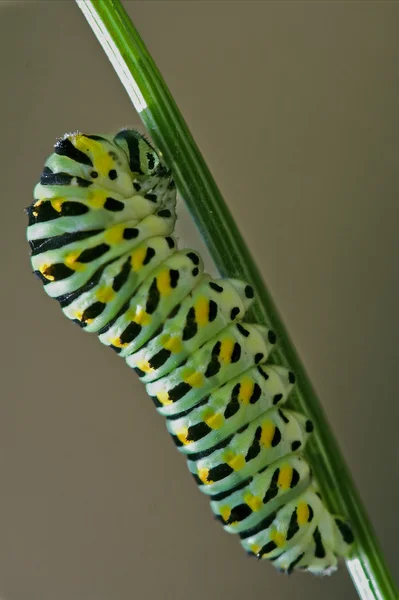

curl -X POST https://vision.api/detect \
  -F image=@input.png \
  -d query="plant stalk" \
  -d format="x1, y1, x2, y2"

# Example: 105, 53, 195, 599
76, 1, 397, 598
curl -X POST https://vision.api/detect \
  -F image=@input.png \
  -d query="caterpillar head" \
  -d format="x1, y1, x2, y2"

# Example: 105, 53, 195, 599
114, 129, 163, 177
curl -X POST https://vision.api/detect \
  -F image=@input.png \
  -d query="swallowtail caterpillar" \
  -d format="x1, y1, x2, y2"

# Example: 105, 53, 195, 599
26, 130, 354, 575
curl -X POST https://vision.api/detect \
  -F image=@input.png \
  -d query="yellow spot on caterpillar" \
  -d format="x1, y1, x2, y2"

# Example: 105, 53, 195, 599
243, 493, 262, 512
87, 189, 107, 209
250, 544, 261, 555
195, 296, 209, 326
132, 309, 151, 326
73, 310, 92, 325
131, 246, 147, 271
50, 197, 64, 212
38, 264, 54, 280
64, 252, 86, 272
157, 270, 172, 296
260, 421, 275, 448
65, 252, 78, 267
111, 337, 128, 348
95, 286, 115, 303
104, 224, 124, 245
297, 502, 310, 526
74, 135, 114, 176
271, 530, 286, 547
277, 466, 293, 490
203, 410, 223, 430
176, 427, 190, 445
225, 453, 245, 471
183, 370, 204, 388
219, 338, 235, 363
238, 377, 254, 404
136, 360, 153, 374
161, 335, 183, 353
157, 390, 172, 406
220, 506, 231, 522
198, 468, 211, 484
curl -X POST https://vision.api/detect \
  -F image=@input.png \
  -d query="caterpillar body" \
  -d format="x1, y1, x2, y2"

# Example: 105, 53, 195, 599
26, 130, 354, 575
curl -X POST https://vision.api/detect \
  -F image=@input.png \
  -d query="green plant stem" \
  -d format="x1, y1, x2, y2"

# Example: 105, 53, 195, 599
76, 2, 397, 599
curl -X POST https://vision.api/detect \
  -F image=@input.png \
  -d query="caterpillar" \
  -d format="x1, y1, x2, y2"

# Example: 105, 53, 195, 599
26, 129, 354, 575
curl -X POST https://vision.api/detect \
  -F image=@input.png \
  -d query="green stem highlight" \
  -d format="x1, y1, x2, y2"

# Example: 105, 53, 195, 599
76, 2, 397, 598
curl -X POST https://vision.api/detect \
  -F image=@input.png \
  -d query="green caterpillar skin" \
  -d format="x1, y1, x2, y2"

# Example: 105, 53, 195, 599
26, 130, 354, 575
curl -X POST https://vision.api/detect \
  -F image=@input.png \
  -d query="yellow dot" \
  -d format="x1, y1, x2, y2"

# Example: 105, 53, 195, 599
244, 493, 263, 512
75, 311, 92, 325
157, 270, 172, 296
220, 506, 231, 522
74, 134, 114, 176
250, 544, 261, 555
38, 264, 54, 281
111, 337, 128, 348
136, 360, 153, 374
296, 502, 310, 526
133, 309, 151, 326
203, 410, 224, 430
96, 286, 115, 303
219, 338, 235, 363
198, 468, 211, 484
131, 246, 147, 272
238, 377, 254, 404
176, 427, 190, 445
277, 466, 293, 490
50, 197, 64, 212
104, 224, 124, 245
260, 421, 275, 448
65, 251, 86, 272
95, 153, 114, 176
157, 390, 172, 406
162, 335, 183, 353
65, 252, 79, 266
86, 189, 106, 209
194, 296, 209, 326
271, 530, 286, 547
183, 370, 204, 388
226, 454, 245, 471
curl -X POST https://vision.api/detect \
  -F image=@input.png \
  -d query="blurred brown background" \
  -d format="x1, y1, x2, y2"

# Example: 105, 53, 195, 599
1, 1, 398, 599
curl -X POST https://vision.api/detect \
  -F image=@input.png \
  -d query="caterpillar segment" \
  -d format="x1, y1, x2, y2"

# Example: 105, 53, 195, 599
26, 129, 354, 574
